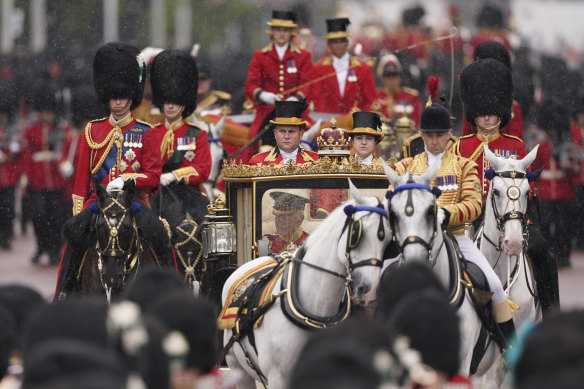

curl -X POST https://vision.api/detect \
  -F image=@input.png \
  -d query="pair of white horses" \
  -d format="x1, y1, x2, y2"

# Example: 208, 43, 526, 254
222, 147, 540, 389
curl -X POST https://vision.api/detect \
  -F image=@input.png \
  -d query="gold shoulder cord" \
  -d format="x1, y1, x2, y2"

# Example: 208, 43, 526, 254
84, 122, 123, 175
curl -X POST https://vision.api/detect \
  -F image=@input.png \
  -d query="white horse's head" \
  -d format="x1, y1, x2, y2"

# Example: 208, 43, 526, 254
300, 119, 322, 151
484, 145, 539, 256
383, 160, 443, 264
193, 115, 226, 200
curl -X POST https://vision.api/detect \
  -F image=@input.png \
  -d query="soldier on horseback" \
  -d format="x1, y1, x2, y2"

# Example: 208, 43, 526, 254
391, 103, 517, 352
54, 42, 175, 300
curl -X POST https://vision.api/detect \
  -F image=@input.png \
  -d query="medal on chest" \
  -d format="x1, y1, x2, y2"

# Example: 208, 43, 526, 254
286, 59, 297, 74
177, 136, 197, 161
492, 149, 517, 158
123, 132, 143, 149
347, 69, 357, 82
436, 175, 458, 191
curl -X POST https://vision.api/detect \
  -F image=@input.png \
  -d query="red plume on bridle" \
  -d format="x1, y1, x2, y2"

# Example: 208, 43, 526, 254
425, 76, 440, 107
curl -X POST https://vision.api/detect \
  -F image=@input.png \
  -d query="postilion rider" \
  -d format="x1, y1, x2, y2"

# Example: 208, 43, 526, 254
261, 191, 310, 254
55, 42, 175, 300
388, 103, 517, 351
349, 111, 384, 164
149, 49, 211, 213
248, 100, 318, 165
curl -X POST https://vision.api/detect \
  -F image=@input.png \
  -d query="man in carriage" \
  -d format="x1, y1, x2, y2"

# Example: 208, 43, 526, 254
54, 42, 175, 300
244, 10, 312, 155
248, 100, 318, 165
261, 191, 310, 254
391, 102, 517, 352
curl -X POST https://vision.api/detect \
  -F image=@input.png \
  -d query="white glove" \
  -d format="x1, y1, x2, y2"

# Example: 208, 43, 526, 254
106, 176, 125, 192
59, 161, 74, 178
259, 91, 281, 105
160, 172, 177, 187
285, 96, 299, 102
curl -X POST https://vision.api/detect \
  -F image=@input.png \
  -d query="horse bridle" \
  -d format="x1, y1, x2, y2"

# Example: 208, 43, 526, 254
483, 169, 533, 252
95, 196, 141, 288
173, 219, 203, 284
386, 181, 442, 263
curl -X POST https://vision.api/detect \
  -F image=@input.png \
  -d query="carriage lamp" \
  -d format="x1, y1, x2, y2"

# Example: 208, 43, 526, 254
201, 195, 236, 259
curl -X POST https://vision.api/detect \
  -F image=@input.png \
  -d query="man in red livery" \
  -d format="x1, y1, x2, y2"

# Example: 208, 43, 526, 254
149, 50, 211, 217
22, 84, 67, 265
55, 42, 173, 300
308, 18, 376, 114
244, 10, 312, 152
248, 100, 318, 165
372, 54, 422, 126
454, 59, 526, 198
461, 41, 524, 139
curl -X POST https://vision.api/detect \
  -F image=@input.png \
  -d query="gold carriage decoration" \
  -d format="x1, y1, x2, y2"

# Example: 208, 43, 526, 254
223, 157, 398, 266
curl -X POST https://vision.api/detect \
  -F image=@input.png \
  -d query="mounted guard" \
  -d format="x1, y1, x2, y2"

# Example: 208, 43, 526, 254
54, 42, 175, 301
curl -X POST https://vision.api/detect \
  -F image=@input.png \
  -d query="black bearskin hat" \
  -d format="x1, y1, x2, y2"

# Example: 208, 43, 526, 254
93, 42, 145, 111
474, 40, 511, 69
150, 50, 198, 118
536, 97, 570, 134
460, 58, 513, 129
477, 4, 505, 29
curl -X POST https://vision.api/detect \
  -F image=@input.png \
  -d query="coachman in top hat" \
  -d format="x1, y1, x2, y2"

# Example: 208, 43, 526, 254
55, 42, 175, 300
244, 10, 312, 152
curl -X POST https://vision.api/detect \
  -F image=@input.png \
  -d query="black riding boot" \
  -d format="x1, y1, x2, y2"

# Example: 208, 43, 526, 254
497, 318, 516, 351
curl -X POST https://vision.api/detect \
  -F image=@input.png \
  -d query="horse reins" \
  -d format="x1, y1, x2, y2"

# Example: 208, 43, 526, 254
173, 220, 203, 284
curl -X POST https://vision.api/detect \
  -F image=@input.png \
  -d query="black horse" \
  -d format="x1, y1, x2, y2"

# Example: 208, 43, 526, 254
79, 181, 159, 300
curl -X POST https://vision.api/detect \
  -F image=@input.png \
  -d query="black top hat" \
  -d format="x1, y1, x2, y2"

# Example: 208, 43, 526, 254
266, 10, 298, 28
326, 18, 350, 40
474, 41, 511, 69
420, 104, 452, 132
270, 191, 309, 215
150, 50, 198, 118
350, 111, 384, 142
460, 58, 513, 129
93, 42, 145, 111
269, 100, 309, 127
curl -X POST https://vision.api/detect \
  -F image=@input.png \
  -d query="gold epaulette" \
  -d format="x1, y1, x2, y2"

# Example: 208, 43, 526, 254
135, 118, 154, 128
458, 133, 475, 140
290, 43, 301, 54
350, 57, 362, 67
261, 43, 274, 53
402, 87, 419, 96
183, 120, 205, 132
319, 57, 332, 66
89, 116, 109, 124
502, 133, 524, 143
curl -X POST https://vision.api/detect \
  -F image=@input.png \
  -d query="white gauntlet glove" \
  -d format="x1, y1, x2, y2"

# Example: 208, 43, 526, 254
160, 172, 177, 187
259, 91, 281, 105
106, 176, 125, 192
285, 95, 299, 102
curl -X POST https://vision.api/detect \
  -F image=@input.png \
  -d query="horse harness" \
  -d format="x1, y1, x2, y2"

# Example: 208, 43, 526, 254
386, 179, 443, 266
173, 220, 203, 284
218, 202, 389, 384
94, 194, 142, 291
482, 169, 534, 252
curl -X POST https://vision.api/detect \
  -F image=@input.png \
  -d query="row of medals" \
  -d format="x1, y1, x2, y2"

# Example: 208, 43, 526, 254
124, 133, 143, 148
436, 175, 458, 191
176, 137, 197, 151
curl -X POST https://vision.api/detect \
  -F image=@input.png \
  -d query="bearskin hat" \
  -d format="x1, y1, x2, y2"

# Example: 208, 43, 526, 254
460, 58, 513, 129
536, 97, 570, 134
477, 4, 505, 29
474, 40, 511, 69
150, 50, 198, 118
93, 42, 145, 110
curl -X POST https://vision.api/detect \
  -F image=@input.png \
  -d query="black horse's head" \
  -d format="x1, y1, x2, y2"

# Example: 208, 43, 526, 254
94, 179, 140, 292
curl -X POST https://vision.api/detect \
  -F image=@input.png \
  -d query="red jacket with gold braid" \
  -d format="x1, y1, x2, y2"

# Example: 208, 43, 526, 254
244, 43, 312, 138
453, 132, 527, 197
462, 100, 524, 139
154, 119, 211, 186
372, 87, 422, 126
22, 121, 67, 192
308, 55, 376, 113
72, 114, 161, 214
248, 147, 318, 166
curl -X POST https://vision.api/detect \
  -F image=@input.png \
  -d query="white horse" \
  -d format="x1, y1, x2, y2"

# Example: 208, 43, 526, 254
479, 146, 542, 326
383, 161, 499, 377
221, 182, 392, 389
191, 115, 227, 201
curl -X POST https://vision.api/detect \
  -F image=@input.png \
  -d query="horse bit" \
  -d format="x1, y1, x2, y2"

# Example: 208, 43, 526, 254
483, 169, 535, 252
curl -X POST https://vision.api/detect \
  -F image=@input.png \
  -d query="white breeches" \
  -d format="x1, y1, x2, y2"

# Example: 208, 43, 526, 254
454, 235, 506, 303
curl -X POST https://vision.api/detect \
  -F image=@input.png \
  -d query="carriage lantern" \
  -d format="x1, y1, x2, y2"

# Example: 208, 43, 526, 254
201, 195, 236, 259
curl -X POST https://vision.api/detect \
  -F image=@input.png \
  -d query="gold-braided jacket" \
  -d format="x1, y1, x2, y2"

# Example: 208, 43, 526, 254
392, 150, 483, 235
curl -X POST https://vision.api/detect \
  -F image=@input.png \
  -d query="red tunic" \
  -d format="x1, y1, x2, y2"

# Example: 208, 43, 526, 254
72, 115, 161, 213
571, 121, 584, 186
248, 147, 318, 166
532, 140, 574, 200
308, 55, 376, 113
470, 31, 512, 54
454, 132, 526, 197
462, 100, 524, 139
154, 119, 211, 186
22, 122, 67, 191
0, 125, 21, 188
244, 43, 313, 139
372, 87, 422, 125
